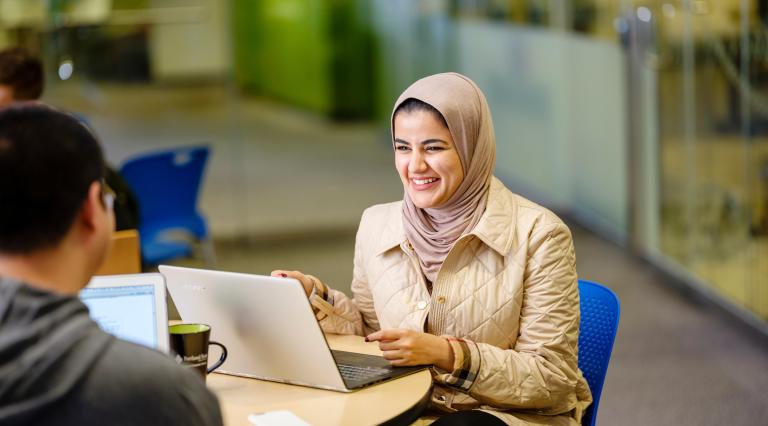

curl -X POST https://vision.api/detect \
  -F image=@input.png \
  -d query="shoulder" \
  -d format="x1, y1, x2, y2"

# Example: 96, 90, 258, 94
481, 178, 572, 255
508, 192, 573, 254
489, 178, 557, 220
357, 201, 402, 239
512, 194, 568, 234
97, 339, 212, 394
80, 339, 222, 425
492, 179, 567, 231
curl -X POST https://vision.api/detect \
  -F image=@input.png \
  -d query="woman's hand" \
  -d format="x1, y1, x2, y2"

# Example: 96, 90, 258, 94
366, 329, 454, 371
270, 270, 315, 297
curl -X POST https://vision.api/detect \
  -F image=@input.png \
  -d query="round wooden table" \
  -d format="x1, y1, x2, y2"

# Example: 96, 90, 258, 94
207, 334, 433, 426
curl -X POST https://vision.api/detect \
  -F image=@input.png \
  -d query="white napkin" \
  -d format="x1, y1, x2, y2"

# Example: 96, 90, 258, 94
248, 410, 311, 426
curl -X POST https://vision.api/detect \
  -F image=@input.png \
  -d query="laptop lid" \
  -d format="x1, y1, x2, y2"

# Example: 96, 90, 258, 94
80, 273, 169, 353
160, 265, 349, 391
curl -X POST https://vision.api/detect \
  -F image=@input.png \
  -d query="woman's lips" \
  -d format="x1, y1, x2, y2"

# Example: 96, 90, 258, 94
410, 177, 439, 191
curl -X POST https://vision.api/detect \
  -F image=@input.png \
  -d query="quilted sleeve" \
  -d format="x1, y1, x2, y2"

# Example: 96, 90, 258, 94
449, 223, 584, 414
311, 211, 381, 336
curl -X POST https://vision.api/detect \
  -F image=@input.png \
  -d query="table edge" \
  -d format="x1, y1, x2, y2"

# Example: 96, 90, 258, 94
379, 381, 433, 426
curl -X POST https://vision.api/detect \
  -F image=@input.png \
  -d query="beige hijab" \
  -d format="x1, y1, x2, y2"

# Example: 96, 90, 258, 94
392, 72, 496, 283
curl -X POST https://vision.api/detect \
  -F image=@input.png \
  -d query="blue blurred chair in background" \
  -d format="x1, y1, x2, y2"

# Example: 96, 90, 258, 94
119, 145, 215, 266
577, 280, 620, 426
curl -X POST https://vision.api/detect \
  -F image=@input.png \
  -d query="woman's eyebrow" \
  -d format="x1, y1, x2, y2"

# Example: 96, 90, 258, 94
394, 138, 449, 146
421, 139, 449, 146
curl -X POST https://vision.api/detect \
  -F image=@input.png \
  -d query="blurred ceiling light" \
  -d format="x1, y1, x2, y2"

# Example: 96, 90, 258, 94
637, 6, 653, 23
58, 60, 74, 81
662, 3, 676, 18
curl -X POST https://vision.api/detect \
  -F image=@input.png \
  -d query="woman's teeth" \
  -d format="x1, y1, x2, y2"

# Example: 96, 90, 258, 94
414, 178, 437, 185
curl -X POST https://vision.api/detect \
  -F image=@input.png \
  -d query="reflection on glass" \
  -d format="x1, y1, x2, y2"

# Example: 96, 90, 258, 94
655, 1, 768, 320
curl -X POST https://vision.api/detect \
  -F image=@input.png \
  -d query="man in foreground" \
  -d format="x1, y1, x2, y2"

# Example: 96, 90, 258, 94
0, 105, 223, 425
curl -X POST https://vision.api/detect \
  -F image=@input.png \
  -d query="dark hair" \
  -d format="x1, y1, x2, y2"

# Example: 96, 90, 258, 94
393, 98, 449, 129
0, 47, 44, 100
0, 106, 106, 253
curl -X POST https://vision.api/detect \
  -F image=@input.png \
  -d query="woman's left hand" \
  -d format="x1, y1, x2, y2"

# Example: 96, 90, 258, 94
366, 329, 454, 371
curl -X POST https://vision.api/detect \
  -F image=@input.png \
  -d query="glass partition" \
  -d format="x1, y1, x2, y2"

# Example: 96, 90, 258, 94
638, 0, 767, 321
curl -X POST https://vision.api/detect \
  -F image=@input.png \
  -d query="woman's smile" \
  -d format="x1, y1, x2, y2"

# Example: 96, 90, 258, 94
411, 177, 440, 189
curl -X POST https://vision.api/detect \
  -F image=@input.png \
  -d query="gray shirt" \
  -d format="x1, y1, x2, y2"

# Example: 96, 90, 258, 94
0, 278, 223, 426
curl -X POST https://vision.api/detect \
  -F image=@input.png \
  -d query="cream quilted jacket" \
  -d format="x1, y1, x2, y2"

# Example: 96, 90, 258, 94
311, 177, 592, 425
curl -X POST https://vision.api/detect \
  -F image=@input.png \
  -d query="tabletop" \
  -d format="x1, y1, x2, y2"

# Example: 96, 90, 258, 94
207, 334, 433, 426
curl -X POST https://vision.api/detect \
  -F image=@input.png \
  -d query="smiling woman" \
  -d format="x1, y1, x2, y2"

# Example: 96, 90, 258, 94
272, 73, 591, 425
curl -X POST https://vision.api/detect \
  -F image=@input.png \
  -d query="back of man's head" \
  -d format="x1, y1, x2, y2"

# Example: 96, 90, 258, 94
0, 105, 105, 253
0, 47, 44, 101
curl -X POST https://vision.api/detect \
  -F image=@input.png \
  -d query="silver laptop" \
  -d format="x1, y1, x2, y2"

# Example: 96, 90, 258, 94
159, 265, 426, 392
80, 273, 169, 353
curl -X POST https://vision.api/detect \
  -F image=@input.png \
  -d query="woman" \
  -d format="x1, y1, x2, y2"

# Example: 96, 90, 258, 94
273, 73, 592, 425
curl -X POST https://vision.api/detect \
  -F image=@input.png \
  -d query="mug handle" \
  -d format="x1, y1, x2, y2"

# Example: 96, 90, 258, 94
207, 341, 227, 374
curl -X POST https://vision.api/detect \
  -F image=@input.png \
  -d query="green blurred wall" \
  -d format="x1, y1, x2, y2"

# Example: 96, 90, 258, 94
232, 0, 372, 119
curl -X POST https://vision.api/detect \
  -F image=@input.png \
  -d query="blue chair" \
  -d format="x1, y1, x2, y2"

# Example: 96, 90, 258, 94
119, 146, 214, 266
578, 280, 620, 426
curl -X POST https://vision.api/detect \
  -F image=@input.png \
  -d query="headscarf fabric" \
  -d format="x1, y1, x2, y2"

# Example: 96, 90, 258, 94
392, 72, 496, 283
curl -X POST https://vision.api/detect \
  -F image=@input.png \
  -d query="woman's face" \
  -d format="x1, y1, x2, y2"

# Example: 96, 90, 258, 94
394, 109, 464, 209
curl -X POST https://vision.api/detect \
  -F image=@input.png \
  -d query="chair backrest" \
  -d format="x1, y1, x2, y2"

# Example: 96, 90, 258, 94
119, 146, 209, 229
95, 229, 141, 275
578, 280, 620, 426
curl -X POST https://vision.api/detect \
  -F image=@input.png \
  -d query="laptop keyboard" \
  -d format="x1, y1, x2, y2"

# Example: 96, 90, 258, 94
338, 364, 391, 381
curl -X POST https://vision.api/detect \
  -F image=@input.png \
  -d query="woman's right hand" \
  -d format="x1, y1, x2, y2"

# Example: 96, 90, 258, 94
270, 270, 315, 297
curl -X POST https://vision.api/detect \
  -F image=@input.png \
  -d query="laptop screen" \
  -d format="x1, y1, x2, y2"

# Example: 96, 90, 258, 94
80, 284, 158, 349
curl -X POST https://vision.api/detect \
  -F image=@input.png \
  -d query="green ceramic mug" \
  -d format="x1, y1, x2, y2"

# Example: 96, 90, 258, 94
169, 323, 227, 381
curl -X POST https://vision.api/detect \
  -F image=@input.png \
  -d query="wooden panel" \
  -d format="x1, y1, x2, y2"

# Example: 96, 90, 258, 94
95, 229, 141, 275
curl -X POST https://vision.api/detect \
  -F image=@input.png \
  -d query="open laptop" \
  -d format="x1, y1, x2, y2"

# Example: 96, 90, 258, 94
159, 265, 427, 392
80, 273, 169, 353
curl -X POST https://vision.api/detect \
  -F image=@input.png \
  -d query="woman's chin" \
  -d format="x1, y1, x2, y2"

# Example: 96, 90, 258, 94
411, 196, 442, 209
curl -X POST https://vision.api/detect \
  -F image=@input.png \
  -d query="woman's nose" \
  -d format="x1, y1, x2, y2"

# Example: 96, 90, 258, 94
409, 150, 428, 173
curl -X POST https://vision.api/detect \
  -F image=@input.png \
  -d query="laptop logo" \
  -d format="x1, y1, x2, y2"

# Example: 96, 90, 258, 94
183, 283, 207, 292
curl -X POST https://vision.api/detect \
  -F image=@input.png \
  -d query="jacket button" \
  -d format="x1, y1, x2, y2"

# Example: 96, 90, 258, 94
437, 296, 446, 304
417, 301, 427, 310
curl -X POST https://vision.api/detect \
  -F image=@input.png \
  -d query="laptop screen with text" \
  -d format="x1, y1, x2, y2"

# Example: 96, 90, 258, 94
80, 284, 158, 349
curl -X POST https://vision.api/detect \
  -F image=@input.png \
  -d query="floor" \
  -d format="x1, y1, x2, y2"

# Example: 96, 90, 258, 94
48, 83, 768, 425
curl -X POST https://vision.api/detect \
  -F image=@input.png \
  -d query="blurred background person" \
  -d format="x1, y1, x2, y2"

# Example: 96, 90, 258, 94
0, 47, 43, 107
0, 46, 139, 231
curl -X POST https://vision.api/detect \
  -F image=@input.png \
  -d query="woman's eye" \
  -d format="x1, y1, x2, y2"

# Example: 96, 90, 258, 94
395, 145, 410, 151
426, 146, 444, 152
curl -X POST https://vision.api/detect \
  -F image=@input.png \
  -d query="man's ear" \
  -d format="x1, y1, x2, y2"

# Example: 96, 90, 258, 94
78, 181, 103, 232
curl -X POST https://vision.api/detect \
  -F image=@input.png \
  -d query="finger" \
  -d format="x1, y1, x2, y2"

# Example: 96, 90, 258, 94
272, 270, 313, 291
366, 329, 407, 342
287, 271, 313, 287
280, 270, 306, 281
377, 340, 401, 352
270, 270, 289, 277
381, 350, 404, 361
388, 358, 413, 367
